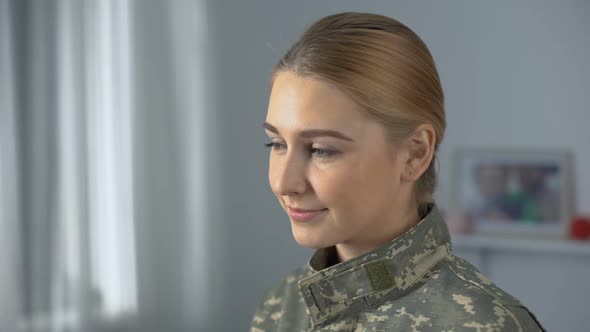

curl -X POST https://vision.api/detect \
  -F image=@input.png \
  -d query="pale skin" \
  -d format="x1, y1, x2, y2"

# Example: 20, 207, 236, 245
264, 71, 436, 263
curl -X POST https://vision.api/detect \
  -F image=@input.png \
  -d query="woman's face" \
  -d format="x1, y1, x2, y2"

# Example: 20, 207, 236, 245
264, 71, 411, 250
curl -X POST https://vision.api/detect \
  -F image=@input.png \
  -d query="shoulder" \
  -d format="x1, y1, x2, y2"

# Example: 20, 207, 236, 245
250, 266, 309, 332
441, 254, 522, 305
428, 254, 544, 331
357, 255, 544, 331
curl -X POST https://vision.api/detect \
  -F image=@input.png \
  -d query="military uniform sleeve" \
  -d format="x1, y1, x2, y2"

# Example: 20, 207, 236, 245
250, 286, 282, 332
508, 305, 546, 332
442, 292, 545, 332
441, 256, 546, 331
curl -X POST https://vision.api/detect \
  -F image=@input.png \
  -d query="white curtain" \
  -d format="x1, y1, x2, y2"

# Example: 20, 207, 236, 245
0, 1, 22, 331
0, 0, 212, 331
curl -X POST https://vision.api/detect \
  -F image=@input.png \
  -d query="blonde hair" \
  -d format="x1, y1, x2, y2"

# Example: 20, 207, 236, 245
271, 12, 446, 206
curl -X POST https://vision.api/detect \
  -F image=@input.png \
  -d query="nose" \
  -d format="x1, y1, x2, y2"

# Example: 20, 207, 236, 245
270, 152, 307, 197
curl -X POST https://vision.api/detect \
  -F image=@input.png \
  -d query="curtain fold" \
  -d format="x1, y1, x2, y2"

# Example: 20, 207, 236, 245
0, 0, 23, 331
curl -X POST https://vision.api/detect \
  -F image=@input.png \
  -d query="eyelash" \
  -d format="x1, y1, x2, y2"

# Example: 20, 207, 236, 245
264, 142, 336, 158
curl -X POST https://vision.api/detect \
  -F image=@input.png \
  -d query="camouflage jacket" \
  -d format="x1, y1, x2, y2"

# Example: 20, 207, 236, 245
250, 205, 545, 332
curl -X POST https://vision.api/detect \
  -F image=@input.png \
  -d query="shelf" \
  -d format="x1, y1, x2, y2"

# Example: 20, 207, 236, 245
451, 234, 590, 256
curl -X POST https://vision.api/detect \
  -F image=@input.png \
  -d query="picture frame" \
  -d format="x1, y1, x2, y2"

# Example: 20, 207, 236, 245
451, 148, 574, 238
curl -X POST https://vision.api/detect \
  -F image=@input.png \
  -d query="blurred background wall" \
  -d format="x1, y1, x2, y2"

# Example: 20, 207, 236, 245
1, 0, 589, 331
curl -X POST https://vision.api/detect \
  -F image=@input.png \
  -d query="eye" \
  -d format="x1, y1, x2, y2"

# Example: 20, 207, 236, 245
264, 141, 337, 159
311, 147, 337, 159
264, 142, 286, 151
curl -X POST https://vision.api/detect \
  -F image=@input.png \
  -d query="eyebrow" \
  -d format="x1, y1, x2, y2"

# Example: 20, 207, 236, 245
263, 121, 355, 142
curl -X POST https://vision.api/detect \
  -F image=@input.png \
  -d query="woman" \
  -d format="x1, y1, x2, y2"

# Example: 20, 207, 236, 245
252, 12, 545, 332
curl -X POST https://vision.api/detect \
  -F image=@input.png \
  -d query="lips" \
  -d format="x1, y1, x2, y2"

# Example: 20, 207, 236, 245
287, 206, 328, 222
288, 206, 325, 212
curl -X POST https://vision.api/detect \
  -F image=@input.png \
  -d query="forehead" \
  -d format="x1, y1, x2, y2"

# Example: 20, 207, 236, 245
266, 72, 366, 130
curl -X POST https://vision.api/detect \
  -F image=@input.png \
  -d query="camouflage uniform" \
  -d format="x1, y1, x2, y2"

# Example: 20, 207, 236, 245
250, 205, 545, 331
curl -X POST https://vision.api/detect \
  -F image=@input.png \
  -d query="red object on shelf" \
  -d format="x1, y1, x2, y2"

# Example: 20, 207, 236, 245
570, 216, 590, 240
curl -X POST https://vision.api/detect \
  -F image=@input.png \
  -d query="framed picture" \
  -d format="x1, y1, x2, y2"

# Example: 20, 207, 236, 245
451, 148, 574, 238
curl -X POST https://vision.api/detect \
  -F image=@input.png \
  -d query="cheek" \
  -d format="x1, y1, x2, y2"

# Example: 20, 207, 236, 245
268, 157, 280, 196
325, 157, 399, 213
311, 163, 376, 215
310, 169, 349, 204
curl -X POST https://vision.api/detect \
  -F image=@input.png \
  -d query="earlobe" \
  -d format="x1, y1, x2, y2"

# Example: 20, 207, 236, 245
402, 168, 415, 181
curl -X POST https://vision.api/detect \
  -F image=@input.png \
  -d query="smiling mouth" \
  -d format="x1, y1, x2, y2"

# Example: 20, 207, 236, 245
287, 206, 327, 212
287, 207, 328, 222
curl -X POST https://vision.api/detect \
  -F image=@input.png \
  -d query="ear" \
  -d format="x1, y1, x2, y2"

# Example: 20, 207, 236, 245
400, 124, 436, 182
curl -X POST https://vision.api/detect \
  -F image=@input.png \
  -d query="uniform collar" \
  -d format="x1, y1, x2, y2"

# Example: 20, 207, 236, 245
297, 205, 452, 328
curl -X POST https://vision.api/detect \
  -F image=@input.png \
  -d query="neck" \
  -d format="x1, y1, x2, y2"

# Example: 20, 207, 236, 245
335, 201, 420, 263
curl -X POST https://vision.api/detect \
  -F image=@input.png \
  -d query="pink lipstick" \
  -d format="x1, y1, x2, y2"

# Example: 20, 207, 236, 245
287, 207, 328, 222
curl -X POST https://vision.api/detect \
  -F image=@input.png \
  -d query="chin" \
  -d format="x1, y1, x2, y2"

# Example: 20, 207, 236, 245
293, 238, 324, 249
291, 229, 335, 249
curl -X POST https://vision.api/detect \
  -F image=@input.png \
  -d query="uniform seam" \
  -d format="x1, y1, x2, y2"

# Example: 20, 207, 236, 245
404, 246, 451, 292
440, 260, 516, 305
440, 259, 529, 331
